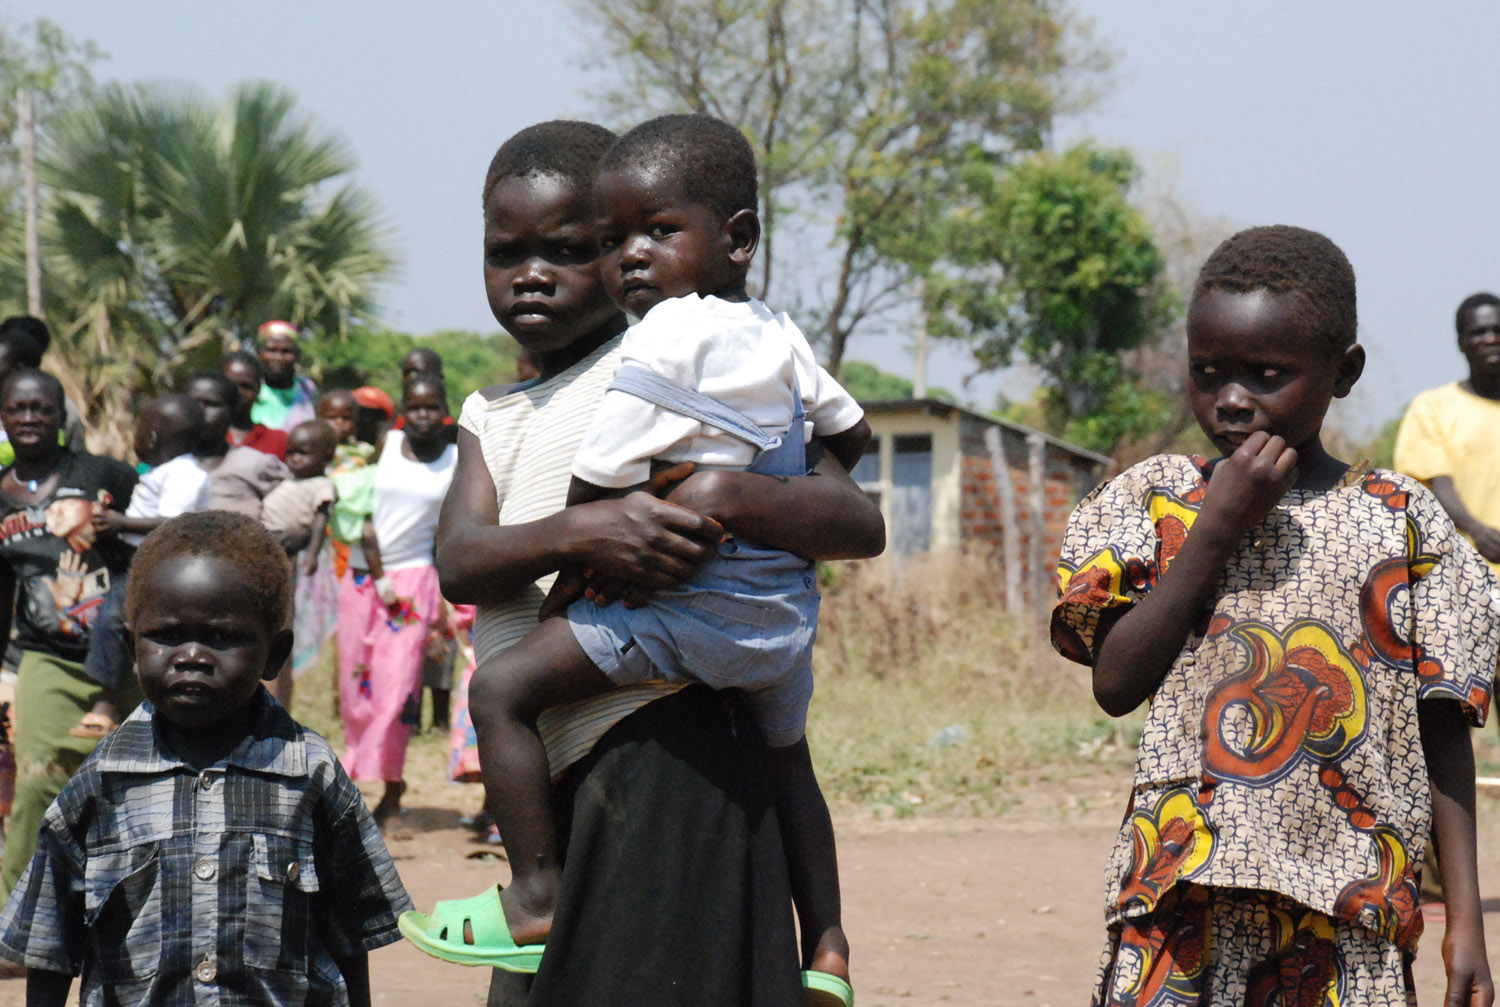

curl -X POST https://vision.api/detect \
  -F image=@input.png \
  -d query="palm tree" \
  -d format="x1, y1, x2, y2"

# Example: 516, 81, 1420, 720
5, 80, 394, 451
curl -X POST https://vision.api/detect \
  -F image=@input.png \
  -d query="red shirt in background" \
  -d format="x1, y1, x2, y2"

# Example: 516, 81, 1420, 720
228, 424, 288, 461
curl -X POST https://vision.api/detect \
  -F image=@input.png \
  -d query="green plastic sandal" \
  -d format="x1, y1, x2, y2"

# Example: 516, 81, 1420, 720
802, 970, 854, 1007
398, 888, 545, 972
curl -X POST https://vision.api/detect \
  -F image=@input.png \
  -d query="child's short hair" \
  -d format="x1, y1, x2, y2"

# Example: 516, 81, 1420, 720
189, 371, 239, 405
404, 374, 446, 405
0, 329, 44, 369
1454, 292, 1500, 335
290, 419, 338, 458
0, 315, 51, 355
481, 120, 618, 209
222, 349, 262, 376
126, 512, 292, 632
1193, 225, 1357, 353
600, 114, 758, 222
1, 368, 64, 410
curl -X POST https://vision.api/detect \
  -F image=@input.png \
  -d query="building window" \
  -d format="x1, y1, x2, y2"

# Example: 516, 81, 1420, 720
851, 442, 881, 509
891, 434, 932, 554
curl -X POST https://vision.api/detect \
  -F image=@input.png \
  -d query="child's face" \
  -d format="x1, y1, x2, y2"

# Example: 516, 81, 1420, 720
317, 395, 357, 444
484, 174, 619, 355
1187, 289, 1357, 458
187, 379, 232, 444
285, 429, 334, 479
1458, 303, 1500, 380
131, 554, 286, 731
402, 382, 449, 442
594, 164, 741, 319
223, 360, 261, 414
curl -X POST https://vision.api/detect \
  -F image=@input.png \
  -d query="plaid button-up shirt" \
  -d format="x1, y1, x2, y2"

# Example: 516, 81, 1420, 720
0, 689, 411, 1005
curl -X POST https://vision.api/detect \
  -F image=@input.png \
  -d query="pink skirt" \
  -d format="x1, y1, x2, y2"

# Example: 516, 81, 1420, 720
446, 603, 480, 782
337, 564, 443, 781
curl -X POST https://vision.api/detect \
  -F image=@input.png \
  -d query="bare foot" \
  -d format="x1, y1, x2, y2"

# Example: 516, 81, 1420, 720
377, 810, 414, 841
498, 875, 557, 947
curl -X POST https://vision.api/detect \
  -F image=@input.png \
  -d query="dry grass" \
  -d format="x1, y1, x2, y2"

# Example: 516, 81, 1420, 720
809, 551, 1140, 818
287, 552, 1146, 821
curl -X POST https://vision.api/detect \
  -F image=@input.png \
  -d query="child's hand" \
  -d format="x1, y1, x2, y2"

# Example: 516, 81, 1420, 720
1201, 432, 1298, 539
304, 548, 320, 576
92, 508, 126, 535
538, 567, 589, 620
279, 527, 313, 555
1443, 920, 1494, 1007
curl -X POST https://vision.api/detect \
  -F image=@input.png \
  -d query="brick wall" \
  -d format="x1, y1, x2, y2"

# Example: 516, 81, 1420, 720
956, 415, 1107, 603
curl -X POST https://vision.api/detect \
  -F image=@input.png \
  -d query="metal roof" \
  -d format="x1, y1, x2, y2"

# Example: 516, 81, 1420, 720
859, 398, 1114, 466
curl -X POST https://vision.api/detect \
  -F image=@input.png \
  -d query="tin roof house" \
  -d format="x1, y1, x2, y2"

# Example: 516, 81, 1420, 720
853, 398, 1113, 613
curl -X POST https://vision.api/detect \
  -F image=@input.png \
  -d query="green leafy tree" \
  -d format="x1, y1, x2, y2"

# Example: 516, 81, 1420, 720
3, 80, 394, 451
576, 0, 1106, 374
925, 145, 1171, 452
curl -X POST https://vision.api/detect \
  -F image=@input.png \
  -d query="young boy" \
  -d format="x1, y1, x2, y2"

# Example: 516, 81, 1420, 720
404, 115, 866, 1005
77, 394, 213, 738
0, 511, 411, 1006
262, 420, 340, 708
1052, 226, 1498, 1005
110, 394, 211, 546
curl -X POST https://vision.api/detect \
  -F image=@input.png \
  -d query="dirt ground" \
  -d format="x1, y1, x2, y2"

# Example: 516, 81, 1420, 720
4, 770, 1500, 1006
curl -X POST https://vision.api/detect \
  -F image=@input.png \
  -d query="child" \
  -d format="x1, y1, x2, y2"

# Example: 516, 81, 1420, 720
190, 373, 290, 518
261, 419, 340, 708
0, 511, 411, 1005
77, 394, 213, 738
1051, 225, 1499, 1006
402, 114, 867, 1006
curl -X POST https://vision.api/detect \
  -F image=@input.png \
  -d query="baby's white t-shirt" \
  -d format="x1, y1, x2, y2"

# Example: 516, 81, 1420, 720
571, 295, 863, 489
122, 453, 211, 547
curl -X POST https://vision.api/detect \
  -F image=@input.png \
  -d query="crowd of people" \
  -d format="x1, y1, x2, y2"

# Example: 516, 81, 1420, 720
0, 107, 1490, 1007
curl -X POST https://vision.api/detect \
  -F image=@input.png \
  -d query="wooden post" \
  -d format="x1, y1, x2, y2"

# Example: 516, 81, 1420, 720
1026, 432, 1048, 623
983, 425, 1022, 615
19, 88, 42, 316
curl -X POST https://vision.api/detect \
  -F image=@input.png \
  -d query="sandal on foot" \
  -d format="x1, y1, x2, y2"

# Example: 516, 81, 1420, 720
398, 888, 544, 971
68, 713, 118, 740
802, 970, 854, 1007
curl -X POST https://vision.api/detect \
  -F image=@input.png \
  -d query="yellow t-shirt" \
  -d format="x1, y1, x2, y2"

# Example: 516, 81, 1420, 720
1393, 381, 1500, 576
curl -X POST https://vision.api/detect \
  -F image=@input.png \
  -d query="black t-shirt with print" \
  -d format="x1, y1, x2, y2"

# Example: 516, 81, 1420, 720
0, 453, 137, 662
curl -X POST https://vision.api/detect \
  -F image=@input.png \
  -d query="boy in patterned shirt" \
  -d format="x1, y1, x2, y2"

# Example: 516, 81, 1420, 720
1052, 226, 1500, 1006
0, 511, 411, 1006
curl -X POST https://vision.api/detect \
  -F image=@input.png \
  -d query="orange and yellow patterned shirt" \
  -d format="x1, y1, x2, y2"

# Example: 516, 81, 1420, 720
1051, 454, 1500, 950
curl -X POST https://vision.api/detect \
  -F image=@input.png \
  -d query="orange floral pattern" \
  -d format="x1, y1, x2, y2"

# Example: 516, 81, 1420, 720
1054, 455, 1499, 954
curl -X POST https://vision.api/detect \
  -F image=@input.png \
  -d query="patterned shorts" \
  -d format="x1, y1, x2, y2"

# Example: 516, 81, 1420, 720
1094, 884, 1415, 1007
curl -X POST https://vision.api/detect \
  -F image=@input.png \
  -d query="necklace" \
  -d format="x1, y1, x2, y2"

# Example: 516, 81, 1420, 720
24, 479, 37, 493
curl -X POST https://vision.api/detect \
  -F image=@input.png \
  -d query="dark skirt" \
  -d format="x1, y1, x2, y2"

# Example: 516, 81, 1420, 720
488, 684, 802, 1007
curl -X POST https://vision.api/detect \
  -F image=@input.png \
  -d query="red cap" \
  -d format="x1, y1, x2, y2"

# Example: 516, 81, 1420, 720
351, 385, 395, 418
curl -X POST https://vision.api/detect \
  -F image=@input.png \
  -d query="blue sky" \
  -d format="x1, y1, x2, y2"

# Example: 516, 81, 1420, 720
11, 1, 1498, 436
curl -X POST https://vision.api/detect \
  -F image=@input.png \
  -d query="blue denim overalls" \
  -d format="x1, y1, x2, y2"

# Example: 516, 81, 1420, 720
566, 363, 820, 746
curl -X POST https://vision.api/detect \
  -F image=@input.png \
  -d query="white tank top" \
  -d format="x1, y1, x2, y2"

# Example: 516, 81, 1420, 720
372, 428, 457, 570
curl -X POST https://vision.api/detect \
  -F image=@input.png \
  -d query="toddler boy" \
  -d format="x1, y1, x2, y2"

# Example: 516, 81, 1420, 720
0, 511, 410, 1006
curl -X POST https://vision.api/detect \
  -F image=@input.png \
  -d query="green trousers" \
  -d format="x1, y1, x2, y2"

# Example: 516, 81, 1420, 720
0, 651, 105, 902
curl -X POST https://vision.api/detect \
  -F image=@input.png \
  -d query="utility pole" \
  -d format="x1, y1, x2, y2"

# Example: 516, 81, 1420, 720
19, 88, 42, 316
912, 286, 928, 399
